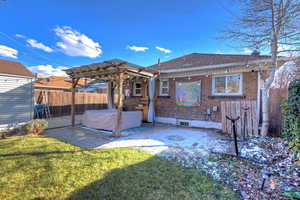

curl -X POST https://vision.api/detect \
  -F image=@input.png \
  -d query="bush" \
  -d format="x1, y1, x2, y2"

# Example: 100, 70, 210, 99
282, 79, 300, 159
22, 120, 48, 136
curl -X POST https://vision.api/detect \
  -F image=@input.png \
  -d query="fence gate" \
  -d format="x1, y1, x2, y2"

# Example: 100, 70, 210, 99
269, 88, 288, 137
221, 100, 258, 137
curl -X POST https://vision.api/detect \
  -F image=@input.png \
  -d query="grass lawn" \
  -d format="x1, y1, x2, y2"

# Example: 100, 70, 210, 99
0, 136, 240, 200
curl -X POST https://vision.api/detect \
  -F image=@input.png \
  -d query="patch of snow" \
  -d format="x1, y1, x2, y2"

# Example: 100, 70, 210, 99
91, 126, 230, 159
240, 144, 267, 162
271, 61, 298, 88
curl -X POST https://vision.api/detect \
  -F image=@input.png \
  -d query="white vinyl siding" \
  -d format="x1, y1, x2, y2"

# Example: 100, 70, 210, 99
0, 75, 34, 126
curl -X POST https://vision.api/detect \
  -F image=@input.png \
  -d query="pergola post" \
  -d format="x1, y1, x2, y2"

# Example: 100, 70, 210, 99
107, 81, 114, 109
71, 78, 80, 127
115, 73, 124, 137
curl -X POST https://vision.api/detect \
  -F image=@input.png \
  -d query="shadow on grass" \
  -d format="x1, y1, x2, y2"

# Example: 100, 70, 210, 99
67, 156, 240, 200
0, 150, 85, 157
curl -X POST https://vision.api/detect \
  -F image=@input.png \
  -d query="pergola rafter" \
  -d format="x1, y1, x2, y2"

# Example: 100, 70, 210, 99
65, 58, 157, 137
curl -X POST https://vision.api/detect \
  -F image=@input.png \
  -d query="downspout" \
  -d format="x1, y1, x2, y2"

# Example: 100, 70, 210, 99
147, 75, 158, 123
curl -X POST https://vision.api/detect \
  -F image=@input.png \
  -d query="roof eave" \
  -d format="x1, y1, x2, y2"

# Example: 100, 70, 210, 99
158, 57, 289, 74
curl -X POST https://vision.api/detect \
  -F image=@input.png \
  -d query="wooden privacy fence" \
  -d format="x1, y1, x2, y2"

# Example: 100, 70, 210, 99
35, 89, 108, 117
221, 100, 258, 137
269, 88, 288, 137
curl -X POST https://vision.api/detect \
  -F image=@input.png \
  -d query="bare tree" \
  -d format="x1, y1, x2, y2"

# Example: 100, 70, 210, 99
222, 0, 300, 136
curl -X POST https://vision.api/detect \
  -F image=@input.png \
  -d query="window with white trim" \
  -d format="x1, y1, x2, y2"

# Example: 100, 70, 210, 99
212, 74, 242, 95
159, 79, 169, 96
133, 82, 142, 96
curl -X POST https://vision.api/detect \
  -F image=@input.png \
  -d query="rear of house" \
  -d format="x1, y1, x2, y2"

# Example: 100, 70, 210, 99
0, 59, 35, 129
148, 53, 287, 132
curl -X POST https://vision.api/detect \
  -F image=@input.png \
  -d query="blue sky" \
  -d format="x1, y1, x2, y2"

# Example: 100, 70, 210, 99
0, 0, 249, 76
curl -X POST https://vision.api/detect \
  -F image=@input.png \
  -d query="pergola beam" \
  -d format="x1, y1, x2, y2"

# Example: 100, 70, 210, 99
70, 69, 121, 79
125, 71, 152, 79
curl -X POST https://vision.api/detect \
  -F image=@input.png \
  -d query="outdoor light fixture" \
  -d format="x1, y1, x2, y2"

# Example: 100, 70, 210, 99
260, 169, 272, 190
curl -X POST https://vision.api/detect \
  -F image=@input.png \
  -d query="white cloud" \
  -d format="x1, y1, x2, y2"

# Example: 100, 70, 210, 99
243, 48, 252, 54
215, 50, 225, 54
15, 34, 54, 53
27, 39, 54, 53
0, 45, 18, 58
28, 65, 68, 77
278, 44, 290, 52
54, 26, 102, 58
155, 46, 172, 53
15, 34, 25, 38
127, 45, 149, 52
277, 44, 299, 56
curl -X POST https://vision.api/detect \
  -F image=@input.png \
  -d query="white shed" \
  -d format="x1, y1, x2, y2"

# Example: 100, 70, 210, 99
0, 59, 35, 129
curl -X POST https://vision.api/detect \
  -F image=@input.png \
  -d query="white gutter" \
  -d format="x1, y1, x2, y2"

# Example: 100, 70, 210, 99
0, 73, 35, 79
159, 58, 287, 74
159, 67, 257, 78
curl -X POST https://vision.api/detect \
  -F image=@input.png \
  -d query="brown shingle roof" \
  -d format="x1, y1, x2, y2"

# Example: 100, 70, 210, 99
149, 53, 271, 71
0, 59, 35, 77
34, 76, 86, 89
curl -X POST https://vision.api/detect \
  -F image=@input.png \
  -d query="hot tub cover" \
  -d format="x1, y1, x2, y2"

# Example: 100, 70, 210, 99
82, 109, 142, 132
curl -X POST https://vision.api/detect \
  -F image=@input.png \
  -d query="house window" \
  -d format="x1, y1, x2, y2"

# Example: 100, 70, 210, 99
159, 79, 169, 96
212, 74, 242, 95
133, 82, 142, 96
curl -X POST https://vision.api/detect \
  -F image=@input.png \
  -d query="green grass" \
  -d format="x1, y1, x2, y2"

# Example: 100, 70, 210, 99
0, 137, 240, 200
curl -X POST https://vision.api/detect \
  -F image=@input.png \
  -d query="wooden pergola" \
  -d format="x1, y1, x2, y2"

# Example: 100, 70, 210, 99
65, 59, 156, 137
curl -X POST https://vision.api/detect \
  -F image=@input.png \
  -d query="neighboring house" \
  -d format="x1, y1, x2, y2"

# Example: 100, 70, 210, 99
0, 59, 35, 128
34, 76, 86, 91
144, 52, 288, 129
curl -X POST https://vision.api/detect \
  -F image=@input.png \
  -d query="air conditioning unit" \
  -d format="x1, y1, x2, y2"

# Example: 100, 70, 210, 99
176, 119, 190, 127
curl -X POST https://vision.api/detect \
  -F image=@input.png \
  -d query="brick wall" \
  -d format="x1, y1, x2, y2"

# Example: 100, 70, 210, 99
155, 72, 258, 122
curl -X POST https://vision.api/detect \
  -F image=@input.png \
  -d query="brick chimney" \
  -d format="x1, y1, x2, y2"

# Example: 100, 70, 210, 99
251, 50, 260, 56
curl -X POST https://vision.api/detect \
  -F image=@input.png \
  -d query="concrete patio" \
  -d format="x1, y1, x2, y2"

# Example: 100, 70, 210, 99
44, 123, 232, 157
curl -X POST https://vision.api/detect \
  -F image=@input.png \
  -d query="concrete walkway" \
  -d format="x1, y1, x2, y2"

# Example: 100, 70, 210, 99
45, 124, 231, 157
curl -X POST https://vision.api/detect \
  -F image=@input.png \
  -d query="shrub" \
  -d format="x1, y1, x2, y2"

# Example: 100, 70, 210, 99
282, 79, 300, 159
22, 120, 48, 136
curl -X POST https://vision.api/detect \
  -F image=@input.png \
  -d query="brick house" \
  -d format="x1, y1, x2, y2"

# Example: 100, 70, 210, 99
139, 52, 289, 129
